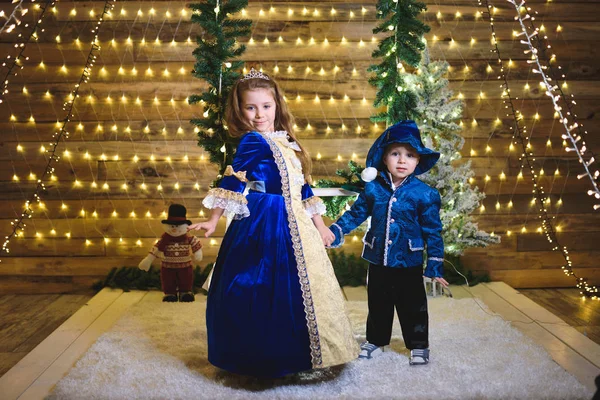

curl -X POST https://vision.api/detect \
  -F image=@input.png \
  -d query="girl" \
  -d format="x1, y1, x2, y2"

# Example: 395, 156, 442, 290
189, 68, 359, 377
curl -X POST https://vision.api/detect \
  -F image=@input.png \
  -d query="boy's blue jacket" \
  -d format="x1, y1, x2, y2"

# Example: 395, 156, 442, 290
329, 172, 444, 278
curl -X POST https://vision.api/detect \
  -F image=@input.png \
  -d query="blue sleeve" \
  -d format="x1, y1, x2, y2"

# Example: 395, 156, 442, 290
203, 133, 267, 219
301, 183, 327, 217
328, 188, 372, 248
301, 183, 314, 201
419, 189, 444, 278
219, 133, 266, 193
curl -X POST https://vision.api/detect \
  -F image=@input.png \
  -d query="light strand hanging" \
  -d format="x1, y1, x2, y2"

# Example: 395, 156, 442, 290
0, 0, 51, 104
2, 0, 116, 259
0, 0, 28, 36
479, 0, 598, 298
507, 0, 600, 210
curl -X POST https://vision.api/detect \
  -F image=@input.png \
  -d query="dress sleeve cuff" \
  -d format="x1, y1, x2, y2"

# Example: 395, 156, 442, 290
303, 196, 326, 217
328, 223, 345, 248
424, 257, 444, 278
203, 188, 250, 220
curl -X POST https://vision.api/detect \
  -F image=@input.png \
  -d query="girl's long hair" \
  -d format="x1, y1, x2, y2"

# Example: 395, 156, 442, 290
226, 74, 313, 182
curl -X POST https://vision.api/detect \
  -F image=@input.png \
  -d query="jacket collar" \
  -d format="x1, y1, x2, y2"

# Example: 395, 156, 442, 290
379, 171, 414, 191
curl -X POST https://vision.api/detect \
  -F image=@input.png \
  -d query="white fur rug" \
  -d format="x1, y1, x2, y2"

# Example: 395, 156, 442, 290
48, 292, 592, 399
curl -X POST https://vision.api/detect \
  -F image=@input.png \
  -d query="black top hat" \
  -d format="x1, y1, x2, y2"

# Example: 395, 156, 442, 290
161, 204, 192, 225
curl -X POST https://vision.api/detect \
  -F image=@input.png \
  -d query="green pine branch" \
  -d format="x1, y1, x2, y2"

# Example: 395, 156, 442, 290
369, 0, 430, 125
315, 161, 365, 219
189, 0, 251, 186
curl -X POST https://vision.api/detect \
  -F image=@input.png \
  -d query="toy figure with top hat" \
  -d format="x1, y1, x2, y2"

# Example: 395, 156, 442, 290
138, 204, 203, 302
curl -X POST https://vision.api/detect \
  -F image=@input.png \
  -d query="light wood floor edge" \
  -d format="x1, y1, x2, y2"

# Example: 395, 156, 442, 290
0, 288, 127, 400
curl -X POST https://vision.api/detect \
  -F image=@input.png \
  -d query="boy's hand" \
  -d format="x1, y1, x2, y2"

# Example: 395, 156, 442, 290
188, 221, 217, 238
433, 277, 449, 287
317, 225, 335, 247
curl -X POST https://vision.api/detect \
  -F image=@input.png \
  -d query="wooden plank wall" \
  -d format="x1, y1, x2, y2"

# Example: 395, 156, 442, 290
0, 0, 599, 293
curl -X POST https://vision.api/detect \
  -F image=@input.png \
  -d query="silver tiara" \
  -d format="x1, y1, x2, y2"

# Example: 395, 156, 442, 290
240, 68, 270, 82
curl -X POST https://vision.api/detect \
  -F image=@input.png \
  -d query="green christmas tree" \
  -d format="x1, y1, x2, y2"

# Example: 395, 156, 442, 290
368, 0, 430, 125
317, 0, 430, 217
188, 0, 251, 183
405, 48, 500, 255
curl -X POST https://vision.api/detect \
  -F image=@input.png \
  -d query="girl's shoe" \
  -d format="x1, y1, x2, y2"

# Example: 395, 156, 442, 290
409, 348, 430, 365
358, 342, 383, 359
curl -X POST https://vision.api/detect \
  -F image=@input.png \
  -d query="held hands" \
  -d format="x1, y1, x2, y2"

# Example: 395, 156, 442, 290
188, 220, 218, 238
310, 214, 334, 247
317, 225, 335, 247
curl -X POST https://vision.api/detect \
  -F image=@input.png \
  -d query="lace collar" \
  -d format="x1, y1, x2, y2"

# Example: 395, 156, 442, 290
257, 130, 301, 151
257, 130, 288, 139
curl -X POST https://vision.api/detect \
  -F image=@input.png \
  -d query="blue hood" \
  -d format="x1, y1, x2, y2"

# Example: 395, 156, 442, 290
366, 120, 440, 175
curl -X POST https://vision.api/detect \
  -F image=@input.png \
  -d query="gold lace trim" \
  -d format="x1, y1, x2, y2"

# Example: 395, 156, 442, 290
261, 135, 323, 368
224, 165, 248, 182
205, 188, 247, 204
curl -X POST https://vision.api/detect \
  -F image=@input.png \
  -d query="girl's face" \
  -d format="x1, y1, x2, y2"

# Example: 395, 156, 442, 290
241, 88, 276, 133
383, 143, 420, 184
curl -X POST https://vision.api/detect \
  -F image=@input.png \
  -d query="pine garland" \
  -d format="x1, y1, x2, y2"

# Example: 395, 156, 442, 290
93, 264, 214, 293
315, 160, 365, 219
188, 0, 252, 185
368, 0, 430, 125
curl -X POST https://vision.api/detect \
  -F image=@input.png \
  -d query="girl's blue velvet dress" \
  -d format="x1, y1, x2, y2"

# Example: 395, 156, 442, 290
202, 131, 358, 378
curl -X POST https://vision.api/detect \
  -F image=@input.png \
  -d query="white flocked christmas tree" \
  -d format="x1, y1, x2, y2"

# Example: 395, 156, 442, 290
406, 47, 500, 255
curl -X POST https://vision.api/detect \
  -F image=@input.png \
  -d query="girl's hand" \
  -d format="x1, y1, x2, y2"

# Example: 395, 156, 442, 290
188, 221, 217, 238
433, 277, 449, 287
318, 225, 335, 247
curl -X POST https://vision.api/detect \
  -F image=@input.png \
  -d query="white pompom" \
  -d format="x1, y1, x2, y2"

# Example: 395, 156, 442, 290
361, 167, 378, 182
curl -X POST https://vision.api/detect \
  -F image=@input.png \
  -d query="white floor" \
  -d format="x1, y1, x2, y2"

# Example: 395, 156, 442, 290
0, 282, 598, 399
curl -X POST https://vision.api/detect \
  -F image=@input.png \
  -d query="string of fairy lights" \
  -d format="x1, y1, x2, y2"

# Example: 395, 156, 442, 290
1, 2, 597, 292
522, 18, 599, 189
130, 0, 207, 234
0, 0, 49, 104
507, 0, 600, 210
0, 8, 569, 187
2, 3, 385, 254
479, 0, 598, 298
500, 4, 568, 233
423, 3, 552, 237
2, 0, 116, 257
0, 0, 28, 36
0, 5, 566, 229
420, 5, 521, 236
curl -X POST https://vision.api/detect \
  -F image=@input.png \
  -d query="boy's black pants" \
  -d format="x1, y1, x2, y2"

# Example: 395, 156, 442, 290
366, 264, 429, 350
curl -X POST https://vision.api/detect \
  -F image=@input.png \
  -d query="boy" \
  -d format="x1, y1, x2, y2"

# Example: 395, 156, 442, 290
328, 120, 448, 365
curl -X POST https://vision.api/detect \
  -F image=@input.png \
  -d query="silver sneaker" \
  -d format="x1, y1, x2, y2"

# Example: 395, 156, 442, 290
409, 348, 430, 365
358, 342, 383, 359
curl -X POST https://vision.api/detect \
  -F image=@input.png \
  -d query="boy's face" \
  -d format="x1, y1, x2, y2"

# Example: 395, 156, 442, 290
383, 143, 420, 183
